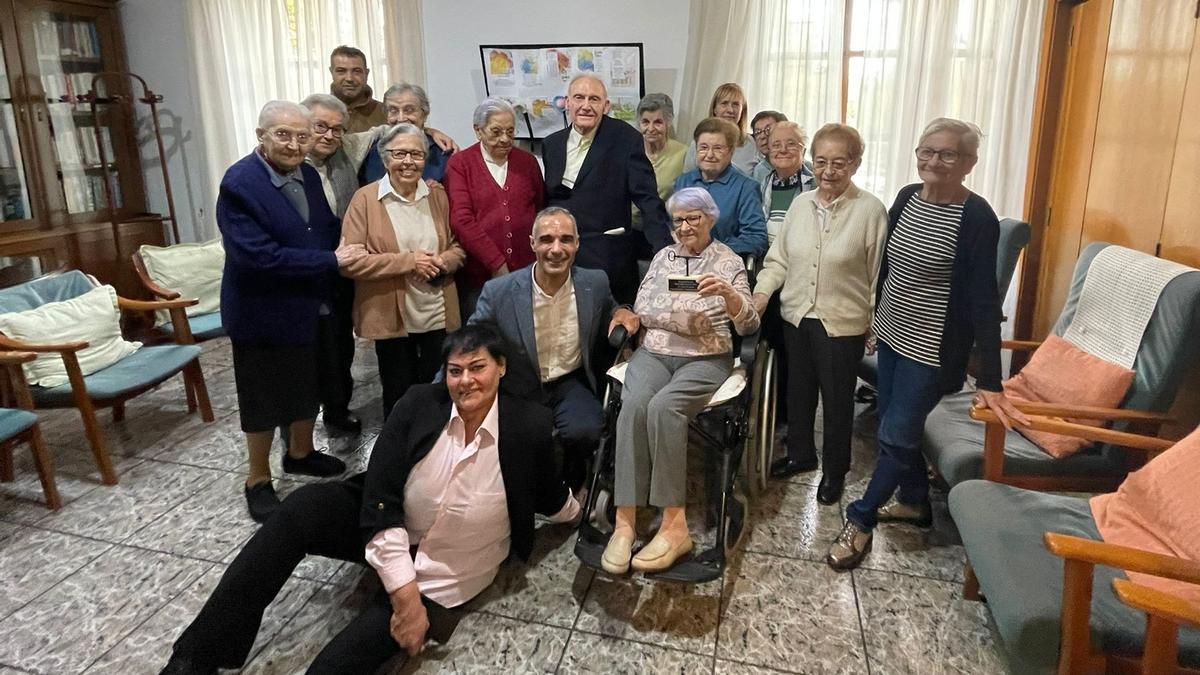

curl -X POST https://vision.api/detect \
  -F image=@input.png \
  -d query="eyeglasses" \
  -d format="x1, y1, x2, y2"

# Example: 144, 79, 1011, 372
385, 148, 427, 161
769, 140, 804, 153
313, 122, 345, 137
481, 126, 516, 140
812, 158, 850, 173
752, 125, 774, 139
915, 146, 972, 165
696, 144, 729, 156
271, 129, 312, 145
671, 214, 704, 229
385, 105, 424, 118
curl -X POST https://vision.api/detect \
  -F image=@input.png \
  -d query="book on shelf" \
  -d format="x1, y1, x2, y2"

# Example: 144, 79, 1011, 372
34, 18, 101, 61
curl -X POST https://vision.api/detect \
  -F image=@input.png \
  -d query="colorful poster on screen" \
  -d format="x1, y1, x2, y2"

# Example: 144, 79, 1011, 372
480, 43, 644, 139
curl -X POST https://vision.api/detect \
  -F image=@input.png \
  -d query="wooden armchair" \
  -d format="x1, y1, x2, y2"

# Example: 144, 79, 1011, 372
131, 244, 225, 343
949, 422, 1200, 674
0, 351, 59, 509
0, 270, 213, 485
924, 242, 1200, 492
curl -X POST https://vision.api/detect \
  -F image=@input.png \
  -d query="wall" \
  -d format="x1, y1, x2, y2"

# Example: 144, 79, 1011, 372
118, 0, 212, 241
419, 0, 693, 145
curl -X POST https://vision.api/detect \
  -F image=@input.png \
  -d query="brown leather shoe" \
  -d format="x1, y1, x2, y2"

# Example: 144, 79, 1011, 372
876, 499, 933, 527
826, 521, 872, 571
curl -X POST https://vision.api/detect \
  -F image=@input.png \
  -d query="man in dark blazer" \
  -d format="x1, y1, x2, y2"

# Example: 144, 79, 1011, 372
542, 74, 672, 304
468, 206, 640, 489
161, 325, 579, 675
219, 100, 368, 522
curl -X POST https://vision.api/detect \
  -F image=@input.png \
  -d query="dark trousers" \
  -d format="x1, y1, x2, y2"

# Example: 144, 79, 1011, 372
541, 370, 604, 490
171, 481, 461, 673
317, 277, 356, 419
457, 286, 482, 326
782, 319, 864, 478
375, 330, 446, 421
846, 340, 943, 530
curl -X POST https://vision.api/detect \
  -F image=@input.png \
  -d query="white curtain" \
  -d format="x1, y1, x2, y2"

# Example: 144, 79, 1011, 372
187, 0, 426, 230
681, 0, 1045, 219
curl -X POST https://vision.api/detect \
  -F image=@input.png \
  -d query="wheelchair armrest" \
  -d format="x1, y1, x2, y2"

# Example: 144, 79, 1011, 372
738, 328, 761, 368
608, 325, 628, 349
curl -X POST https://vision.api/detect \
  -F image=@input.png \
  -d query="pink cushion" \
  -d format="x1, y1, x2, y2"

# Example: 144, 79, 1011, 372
1090, 425, 1200, 606
1002, 334, 1135, 458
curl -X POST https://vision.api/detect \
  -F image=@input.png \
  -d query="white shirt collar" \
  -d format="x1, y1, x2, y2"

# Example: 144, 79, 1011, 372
531, 264, 573, 299
376, 177, 430, 203
568, 125, 597, 149
482, 147, 507, 167
448, 393, 501, 447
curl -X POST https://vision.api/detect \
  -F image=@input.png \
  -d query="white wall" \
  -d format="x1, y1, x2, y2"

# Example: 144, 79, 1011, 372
420, 0, 692, 144
119, 0, 212, 241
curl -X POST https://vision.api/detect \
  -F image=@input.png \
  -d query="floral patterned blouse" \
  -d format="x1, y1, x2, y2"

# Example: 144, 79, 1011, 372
634, 241, 760, 357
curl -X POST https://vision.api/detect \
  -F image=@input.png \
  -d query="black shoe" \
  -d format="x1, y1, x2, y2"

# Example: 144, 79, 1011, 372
816, 474, 845, 505
770, 456, 819, 479
244, 481, 280, 524
159, 653, 217, 675
282, 450, 346, 477
323, 412, 362, 435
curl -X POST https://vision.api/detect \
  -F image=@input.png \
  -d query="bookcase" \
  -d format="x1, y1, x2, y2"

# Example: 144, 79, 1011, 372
0, 0, 162, 296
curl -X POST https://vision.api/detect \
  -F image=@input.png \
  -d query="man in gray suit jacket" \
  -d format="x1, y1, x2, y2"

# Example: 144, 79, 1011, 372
468, 206, 640, 489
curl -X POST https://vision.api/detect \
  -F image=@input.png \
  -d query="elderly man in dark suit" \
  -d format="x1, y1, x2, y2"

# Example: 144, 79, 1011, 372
543, 74, 672, 304
468, 206, 640, 489
160, 325, 579, 675
218, 100, 368, 522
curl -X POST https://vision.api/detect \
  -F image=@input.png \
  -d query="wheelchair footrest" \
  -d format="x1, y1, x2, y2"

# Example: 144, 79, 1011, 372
574, 522, 611, 572
643, 546, 724, 584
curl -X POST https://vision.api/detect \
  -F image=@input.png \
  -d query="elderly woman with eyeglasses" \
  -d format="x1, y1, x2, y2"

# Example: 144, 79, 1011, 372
443, 97, 545, 318
759, 121, 815, 245
601, 187, 760, 576
752, 123, 887, 508
673, 118, 767, 258
341, 123, 466, 420
826, 117, 1030, 571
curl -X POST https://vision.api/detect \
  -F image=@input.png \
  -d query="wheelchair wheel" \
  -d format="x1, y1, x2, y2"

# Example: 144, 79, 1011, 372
741, 342, 776, 497
591, 489, 615, 534
757, 346, 777, 493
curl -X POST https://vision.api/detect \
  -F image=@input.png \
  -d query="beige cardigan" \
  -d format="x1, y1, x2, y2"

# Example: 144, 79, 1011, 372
340, 180, 465, 339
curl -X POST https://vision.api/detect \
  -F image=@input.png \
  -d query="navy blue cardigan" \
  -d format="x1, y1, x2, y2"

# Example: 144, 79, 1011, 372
879, 183, 1003, 394
217, 152, 340, 345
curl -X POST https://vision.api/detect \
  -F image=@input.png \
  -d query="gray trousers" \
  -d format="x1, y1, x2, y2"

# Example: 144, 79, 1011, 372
615, 349, 732, 507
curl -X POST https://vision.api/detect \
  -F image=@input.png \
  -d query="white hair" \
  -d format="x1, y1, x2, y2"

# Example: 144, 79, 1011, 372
257, 100, 311, 129
377, 123, 425, 161
666, 187, 720, 222
567, 73, 607, 97
473, 97, 516, 129
383, 82, 431, 116
300, 93, 348, 122
919, 117, 983, 155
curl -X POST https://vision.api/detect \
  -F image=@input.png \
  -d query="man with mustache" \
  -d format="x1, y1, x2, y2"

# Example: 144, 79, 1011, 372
542, 74, 672, 304
466, 206, 640, 491
160, 324, 580, 674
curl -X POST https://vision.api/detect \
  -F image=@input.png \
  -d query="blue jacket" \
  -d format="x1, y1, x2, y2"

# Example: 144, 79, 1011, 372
217, 152, 339, 345
673, 165, 768, 258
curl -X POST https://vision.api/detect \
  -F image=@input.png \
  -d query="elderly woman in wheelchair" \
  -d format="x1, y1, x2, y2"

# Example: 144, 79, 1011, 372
599, 187, 761, 575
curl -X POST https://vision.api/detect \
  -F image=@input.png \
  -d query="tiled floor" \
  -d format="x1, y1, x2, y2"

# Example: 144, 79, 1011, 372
0, 337, 1007, 674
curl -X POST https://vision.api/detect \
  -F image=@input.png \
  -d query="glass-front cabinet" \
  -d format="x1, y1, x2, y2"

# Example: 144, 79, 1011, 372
0, 0, 159, 296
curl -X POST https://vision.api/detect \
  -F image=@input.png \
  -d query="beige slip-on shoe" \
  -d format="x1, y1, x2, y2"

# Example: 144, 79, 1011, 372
601, 532, 636, 574
630, 532, 693, 573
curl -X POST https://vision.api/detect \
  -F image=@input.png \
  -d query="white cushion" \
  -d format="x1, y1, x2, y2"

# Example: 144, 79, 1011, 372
139, 239, 224, 325
0, 285, 141, 387
607, 358, 748, 408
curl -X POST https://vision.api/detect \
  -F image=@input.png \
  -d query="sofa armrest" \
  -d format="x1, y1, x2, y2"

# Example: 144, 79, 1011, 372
1112, 579, 1200, 629
117, 296, 198, 312
1045, 533, 1200, 586
970, 407, 1173, 453
0, 334, 88, 354
1004, 401, 1173, 425
1002, 339, 1041, 352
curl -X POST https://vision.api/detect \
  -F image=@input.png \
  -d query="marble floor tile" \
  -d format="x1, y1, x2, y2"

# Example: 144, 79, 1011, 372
0, 519, 20, 541
558, 631, 712, 674
743, 481, 845, 563
469, 525, 592, 629
0, 666, 36, 674
85, 563, 324, 675
145, 411, 248, 471
124, 471, 258, 562
714, 658, 793, 674
855, 568, 1005, 675
241, 574, 377, 674
394, 611, 569, 674
576, 570, 721, 656
34, 460, 227, 544
0, 527, 112, 621
717, 552, 867, 674
0, 456, 103, 523
0, 545, 209, 674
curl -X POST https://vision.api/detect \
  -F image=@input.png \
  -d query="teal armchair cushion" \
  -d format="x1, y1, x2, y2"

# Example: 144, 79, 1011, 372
31, 344, 201, 405
155, 312, 225, 342
0, 270, 95, 313
949, 480, 1200, 673
0, 408, 36, 440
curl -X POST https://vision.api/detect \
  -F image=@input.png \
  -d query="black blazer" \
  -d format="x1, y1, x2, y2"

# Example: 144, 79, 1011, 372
879, 183, 1003, 394
543, 115, 673, 257
359, 384, 572, 561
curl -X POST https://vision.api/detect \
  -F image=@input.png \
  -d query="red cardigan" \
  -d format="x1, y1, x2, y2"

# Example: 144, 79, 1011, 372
444, 143, 545, 291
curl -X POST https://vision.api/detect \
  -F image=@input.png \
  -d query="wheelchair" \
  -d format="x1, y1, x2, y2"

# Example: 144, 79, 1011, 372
573, 264, 778, 584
